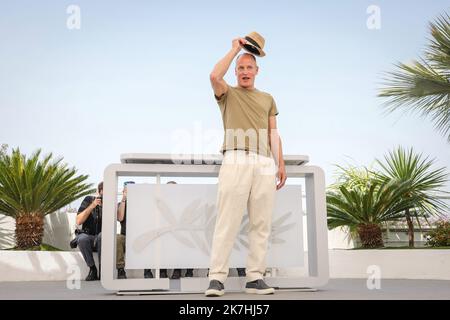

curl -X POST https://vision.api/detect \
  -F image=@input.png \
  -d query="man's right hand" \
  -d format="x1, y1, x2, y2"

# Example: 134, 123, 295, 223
90, 198, 102, 209
232, 37, 247, 51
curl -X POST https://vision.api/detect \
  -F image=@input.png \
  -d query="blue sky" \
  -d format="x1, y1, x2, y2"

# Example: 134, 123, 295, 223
1, 1, 449, 200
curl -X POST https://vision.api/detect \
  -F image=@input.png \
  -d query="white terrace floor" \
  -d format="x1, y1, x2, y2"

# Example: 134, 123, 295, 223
1, 279, 449, 300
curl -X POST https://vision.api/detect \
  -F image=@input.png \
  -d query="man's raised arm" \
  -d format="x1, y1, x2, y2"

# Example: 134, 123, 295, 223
209, 37, 247, 98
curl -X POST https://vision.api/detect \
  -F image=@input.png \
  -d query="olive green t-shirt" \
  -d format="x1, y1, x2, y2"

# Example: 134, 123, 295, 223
215, 85, 279, 157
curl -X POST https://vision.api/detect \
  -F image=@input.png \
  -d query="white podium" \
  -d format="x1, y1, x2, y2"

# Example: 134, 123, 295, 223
101, 153, 329, 294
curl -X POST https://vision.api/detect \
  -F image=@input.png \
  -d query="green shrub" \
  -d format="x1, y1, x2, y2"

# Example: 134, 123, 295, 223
425, 220, 450, 247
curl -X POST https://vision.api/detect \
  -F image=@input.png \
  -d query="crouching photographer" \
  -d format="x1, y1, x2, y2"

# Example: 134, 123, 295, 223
73, 182, 103, 281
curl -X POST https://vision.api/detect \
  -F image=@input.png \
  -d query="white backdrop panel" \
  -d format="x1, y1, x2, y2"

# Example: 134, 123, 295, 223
125, 184, 303, 269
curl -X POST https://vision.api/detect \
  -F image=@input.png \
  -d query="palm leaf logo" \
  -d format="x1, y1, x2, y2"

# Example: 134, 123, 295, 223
132, 197, 298, 255
133, 197, 208, 254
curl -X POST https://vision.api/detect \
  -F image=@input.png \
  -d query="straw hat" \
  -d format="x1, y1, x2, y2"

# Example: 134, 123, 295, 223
242, 31, 266, 57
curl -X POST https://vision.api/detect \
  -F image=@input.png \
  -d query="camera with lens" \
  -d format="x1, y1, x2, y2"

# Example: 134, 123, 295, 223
95, 196, 103, 208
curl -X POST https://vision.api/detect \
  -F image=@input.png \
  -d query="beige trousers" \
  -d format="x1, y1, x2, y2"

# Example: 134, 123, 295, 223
209, 150, 277, 283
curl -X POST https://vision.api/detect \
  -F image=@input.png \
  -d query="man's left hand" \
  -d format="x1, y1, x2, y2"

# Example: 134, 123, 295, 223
276, 165, 287, 190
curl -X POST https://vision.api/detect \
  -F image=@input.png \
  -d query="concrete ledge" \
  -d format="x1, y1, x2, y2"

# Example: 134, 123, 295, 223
0, 249, 448, 282
0, 251, 93, 282
0, 250, 208, 282
328, 249, 450, 280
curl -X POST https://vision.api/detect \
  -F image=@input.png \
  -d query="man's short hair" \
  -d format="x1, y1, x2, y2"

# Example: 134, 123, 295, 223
235, 53, 257, 67
98, 182, 103, 192
167, 181, 177, 184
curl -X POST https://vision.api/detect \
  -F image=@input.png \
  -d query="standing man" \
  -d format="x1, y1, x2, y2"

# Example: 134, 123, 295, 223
116, 181, 135, 279
117, 180, 194, 279
165, 181, 195, 279
205, 32, 287, 297
117, 181, 155, 279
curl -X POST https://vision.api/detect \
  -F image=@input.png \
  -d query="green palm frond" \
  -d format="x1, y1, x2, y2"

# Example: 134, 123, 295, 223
329, 164, 378, 193
327, 177, 416, 231
374, 146, 450, 218
426, 13, 450, 74
0, 148, 95, 218
378, 12, 450, 141
0, 144, 7, 157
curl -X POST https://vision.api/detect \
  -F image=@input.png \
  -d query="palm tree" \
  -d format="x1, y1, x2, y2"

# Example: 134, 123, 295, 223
327, 165, 418, 248
374, 147, 449, 247
0, 148, 94, 249
378, 13, 450, 141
